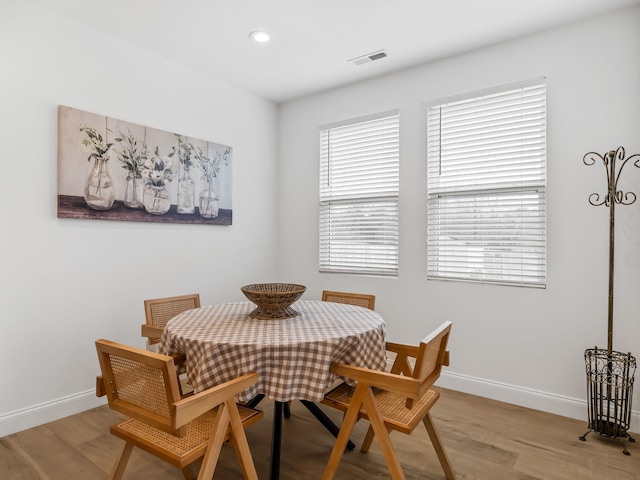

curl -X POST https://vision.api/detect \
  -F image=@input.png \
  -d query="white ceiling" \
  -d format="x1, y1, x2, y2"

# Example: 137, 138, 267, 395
29, 0, 640, 103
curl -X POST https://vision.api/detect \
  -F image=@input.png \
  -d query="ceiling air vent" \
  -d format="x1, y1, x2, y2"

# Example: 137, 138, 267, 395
348, 49, 388, 66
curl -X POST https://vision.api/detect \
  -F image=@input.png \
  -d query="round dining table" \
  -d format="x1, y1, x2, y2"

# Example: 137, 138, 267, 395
159, 299, 388, 480
159, 299, 387, 401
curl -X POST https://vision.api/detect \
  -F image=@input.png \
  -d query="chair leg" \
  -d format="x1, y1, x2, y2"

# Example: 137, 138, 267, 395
361, 423, 394, 453
197, 403, 232, 480
181, 464, 197, 480
361, 425, 375, 452
109, 442, 133, 480
226, 400, 259, 480
422, 412, 456, 480
322, 385, 367, 480
361, 390, 405, 480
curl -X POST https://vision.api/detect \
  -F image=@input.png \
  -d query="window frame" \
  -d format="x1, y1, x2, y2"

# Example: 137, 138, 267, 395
425, 78, 547, 288
319, 110, 400, 277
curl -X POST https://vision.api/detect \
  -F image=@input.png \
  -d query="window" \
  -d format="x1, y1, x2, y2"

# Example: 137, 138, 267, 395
319, 112, 399, 276
426, 79, 546, 287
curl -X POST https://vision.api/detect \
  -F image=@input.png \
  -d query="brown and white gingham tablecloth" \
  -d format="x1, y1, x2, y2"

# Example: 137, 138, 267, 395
159, 300, 387, 402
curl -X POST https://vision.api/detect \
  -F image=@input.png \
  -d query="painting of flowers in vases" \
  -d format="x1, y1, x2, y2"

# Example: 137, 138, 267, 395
57, 105, 232, 225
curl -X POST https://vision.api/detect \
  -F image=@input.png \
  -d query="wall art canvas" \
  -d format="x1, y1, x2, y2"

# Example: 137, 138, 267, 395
57, 105, 232, 225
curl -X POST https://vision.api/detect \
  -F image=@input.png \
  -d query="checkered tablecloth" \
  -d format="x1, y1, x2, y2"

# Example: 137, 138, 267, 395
159, 300, 387, 402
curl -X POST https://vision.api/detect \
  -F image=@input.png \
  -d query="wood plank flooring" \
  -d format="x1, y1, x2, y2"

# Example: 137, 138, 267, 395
1, 388, 639, 479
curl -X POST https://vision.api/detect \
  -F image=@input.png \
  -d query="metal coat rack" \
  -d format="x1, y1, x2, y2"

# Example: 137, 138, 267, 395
580, 146, 639, 454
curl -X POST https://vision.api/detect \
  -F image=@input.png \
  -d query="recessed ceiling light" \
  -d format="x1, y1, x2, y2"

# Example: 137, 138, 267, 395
249, 31, 270, 43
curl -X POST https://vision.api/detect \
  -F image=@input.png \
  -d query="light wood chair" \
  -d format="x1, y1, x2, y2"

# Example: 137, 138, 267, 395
321, 290, 376, 310
95, 339, 263, 480
141, 293, 201, 396
141, 293, 201, 347
321, 321, 456, 480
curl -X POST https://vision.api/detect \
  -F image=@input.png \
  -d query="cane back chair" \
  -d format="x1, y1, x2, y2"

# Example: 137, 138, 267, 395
95, 339, 263, 480
321, 321, 456, 480
141, 293, 201, 347
321, 290, 376, 310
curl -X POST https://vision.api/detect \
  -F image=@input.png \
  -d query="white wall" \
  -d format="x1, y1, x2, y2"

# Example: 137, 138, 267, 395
0, 2, 280, 436
2, 2, 639, 439
278, 6, 640, 430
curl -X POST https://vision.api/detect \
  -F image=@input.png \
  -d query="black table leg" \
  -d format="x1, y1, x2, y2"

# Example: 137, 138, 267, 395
247, 395, 353, 479
245, 393, 265, 408
270, 401, 283, 480
299, 400, 356, 449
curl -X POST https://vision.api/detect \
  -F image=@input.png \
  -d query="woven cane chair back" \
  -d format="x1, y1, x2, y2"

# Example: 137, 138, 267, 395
411, 322, 452, 406
321, 290, 376, 310
143, 293, 200, 345
96, 339, 184, 435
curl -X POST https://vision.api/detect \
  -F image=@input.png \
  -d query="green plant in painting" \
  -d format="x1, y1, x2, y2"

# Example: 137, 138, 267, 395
114, 129, 150, 174
175, 135, 195, 171
79, 125, 113, 161
194, 145, 230, 186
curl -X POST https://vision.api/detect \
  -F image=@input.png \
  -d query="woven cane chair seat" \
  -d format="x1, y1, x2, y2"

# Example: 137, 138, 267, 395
323, 383, 439, 435
112, 404, 262, 465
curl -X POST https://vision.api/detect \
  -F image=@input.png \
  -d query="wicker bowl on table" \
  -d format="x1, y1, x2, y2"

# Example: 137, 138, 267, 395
240, 283, 307, 319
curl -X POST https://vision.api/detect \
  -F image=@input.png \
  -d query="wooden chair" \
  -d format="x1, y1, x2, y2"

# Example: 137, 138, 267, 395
95, 339, 263, 480
321, 290, 376, 310
141, 293, 201, 396
321, 321, 456, 480
141, 293, 201, 348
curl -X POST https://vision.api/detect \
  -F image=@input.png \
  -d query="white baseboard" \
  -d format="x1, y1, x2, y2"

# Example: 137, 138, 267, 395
0, 389, 106, 438
437, 371, 640, 434
2, 372, 638, 439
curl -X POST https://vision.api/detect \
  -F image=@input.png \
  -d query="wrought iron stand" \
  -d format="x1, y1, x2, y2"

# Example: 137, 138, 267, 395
579, 147, 639, 454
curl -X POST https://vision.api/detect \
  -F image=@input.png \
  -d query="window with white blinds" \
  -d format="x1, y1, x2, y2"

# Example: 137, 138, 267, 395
319, 112, 399, 276
426, 79, 546, 287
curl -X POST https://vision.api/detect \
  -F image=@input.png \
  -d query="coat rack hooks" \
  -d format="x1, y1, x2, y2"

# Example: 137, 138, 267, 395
583, 146, 640, 354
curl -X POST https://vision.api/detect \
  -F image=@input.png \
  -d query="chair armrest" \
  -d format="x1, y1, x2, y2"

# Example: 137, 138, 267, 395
385, 342, 419, 358
139, 325, 184, 362
385, 344, 450, 369
172, 372, 259, 428
330, 363, 420, 399
141, 324, 164, 340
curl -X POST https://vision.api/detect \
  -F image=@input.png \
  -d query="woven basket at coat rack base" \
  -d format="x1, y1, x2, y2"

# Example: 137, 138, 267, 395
240, 283, 307, 319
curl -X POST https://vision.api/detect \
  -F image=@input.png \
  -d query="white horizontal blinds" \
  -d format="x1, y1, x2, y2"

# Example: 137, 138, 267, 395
319, 201, 399, 275
427, 81, 546, 287
320, 114, 399, 276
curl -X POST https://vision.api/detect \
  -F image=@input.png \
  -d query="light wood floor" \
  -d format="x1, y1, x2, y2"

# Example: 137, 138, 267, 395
2, 388, 639, 479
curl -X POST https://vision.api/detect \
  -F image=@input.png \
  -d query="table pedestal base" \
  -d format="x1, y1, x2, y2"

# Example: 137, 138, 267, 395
246, 395, 355, 480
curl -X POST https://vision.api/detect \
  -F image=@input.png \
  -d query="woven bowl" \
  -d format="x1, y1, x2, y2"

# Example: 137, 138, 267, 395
240, 283, 307, 319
